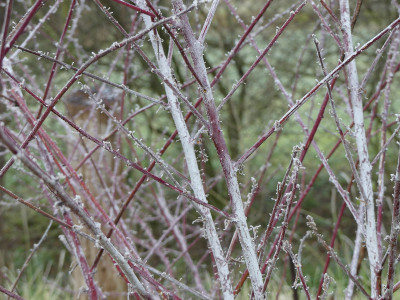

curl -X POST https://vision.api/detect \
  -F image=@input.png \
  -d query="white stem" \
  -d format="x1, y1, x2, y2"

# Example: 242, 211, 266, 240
198, 0, 220, 43
345, 223, 363, 300
339, 1, 379, 297
136, 1, 234, 298
171, 0, 264, 297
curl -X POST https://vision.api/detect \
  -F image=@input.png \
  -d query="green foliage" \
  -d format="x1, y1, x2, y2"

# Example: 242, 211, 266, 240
1, 249, 69, 299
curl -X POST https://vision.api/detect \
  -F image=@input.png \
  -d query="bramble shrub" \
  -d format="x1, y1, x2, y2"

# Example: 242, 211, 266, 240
1, 0, 400, 299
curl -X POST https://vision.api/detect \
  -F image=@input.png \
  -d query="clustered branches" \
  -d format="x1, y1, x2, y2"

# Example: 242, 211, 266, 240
0, 0, 399, 299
